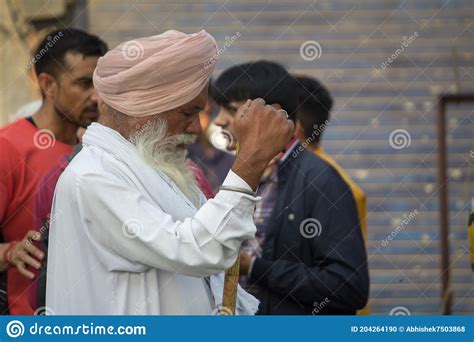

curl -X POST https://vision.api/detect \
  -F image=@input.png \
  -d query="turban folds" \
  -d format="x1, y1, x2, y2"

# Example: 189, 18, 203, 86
93, 30, 218, 117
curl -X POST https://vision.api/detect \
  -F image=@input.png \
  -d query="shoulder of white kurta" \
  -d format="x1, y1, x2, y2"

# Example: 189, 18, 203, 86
67, 144, 138, 187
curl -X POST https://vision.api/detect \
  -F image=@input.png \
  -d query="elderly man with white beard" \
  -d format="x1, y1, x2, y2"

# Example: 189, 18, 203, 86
45, 30, 294, 315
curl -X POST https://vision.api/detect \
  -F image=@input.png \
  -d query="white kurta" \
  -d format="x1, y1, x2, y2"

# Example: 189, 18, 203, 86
45, 123, 259, 315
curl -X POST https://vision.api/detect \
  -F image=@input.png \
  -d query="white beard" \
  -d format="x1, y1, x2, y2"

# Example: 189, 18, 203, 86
129, 117, 200, 207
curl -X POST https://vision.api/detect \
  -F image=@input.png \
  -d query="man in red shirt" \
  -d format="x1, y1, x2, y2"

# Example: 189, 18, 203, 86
0, 28, 107, 314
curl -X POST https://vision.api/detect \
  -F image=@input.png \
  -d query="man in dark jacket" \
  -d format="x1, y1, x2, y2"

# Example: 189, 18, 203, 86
212, 61, 369, 315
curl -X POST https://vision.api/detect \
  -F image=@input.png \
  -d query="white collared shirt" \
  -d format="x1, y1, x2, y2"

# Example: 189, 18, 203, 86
45, 123, 259, 315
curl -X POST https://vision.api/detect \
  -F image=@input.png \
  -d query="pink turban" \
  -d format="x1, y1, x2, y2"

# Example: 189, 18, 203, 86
93, 30, 218, 117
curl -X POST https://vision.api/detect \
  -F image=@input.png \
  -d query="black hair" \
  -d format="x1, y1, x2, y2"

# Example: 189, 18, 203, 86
211, 60, 299, 121
295, 75, 333, 145
33, 28, 108, 79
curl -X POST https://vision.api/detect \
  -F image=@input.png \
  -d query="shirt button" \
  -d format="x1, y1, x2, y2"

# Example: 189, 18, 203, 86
288, 213, 295, 221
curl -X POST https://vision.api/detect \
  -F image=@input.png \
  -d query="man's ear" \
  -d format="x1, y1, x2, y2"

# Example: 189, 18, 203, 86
37, 73, 58, 99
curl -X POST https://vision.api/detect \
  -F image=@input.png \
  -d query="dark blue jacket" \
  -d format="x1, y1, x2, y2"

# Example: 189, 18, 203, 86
249, 145, 369, 315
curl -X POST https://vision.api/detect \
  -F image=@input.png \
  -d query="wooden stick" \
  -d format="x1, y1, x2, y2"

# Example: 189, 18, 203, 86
221, 142, 242, 315
221, 256, 240, 315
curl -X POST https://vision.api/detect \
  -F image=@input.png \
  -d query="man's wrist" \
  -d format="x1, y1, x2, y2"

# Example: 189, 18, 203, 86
231, 156, 268, 191
0, 242, 16, 269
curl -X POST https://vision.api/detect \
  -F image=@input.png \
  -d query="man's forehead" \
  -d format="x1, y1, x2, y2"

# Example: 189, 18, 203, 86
179, 102, 205, 112
228, 101, 246, 110
63, 52, 99, 76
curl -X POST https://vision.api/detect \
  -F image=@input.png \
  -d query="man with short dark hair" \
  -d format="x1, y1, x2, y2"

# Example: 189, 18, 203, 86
187, 81, 235, 194
293, 75, 332, 146
0, 28, 107, 314
294, 75, 369, 314
213, 61, 369, 315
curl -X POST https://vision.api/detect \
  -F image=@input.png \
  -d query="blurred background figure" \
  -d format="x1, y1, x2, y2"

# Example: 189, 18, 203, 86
15, 100, 42, 119
294, 75, 370, 314
212, 60, 369, 315
187, 83, 235, 195
294, 74, 368, 257
0, 28, 107, 315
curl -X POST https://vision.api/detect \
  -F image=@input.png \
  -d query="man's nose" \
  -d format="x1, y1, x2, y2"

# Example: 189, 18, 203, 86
186, 116, 203, 136
213, 109, 227, 128
90, 89, 98, 104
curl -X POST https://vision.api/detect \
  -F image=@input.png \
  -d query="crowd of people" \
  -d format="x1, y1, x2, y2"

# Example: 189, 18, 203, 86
0, 28, 369, 315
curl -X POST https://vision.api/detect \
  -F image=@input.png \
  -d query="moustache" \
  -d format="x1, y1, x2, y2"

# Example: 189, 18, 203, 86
169, 133, 197, 147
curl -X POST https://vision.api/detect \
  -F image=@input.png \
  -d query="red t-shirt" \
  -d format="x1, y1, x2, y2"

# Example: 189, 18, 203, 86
0, 118, 73, 314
